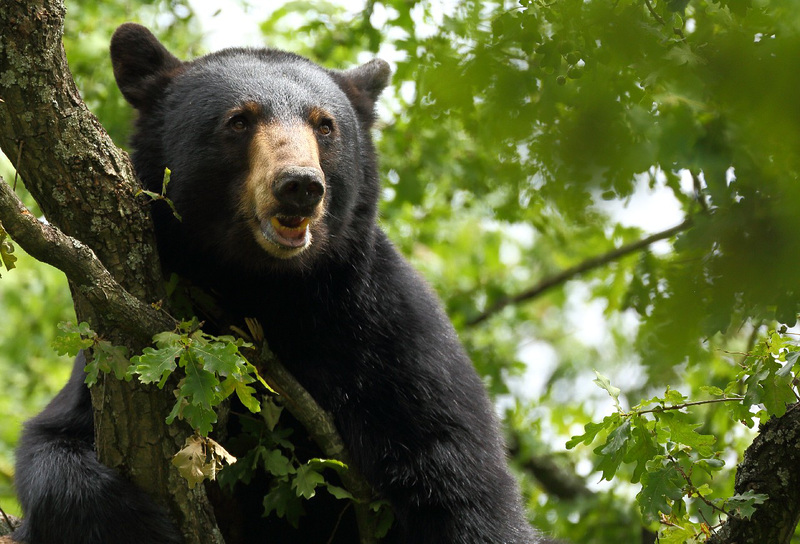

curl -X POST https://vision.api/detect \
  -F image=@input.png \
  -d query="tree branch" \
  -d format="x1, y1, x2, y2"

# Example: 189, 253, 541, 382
0, 509, 20, 538
248, 319, 378, 543
0, 176, 174, 341
467, 219, 693, 326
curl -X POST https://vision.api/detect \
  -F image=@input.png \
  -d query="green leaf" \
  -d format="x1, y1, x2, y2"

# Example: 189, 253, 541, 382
52, 328, 94, 357
235, 381, 261, 413
760, 370, 795, 417
177, 402, 217, 436
325, 484, 354, 501
153, 330, 182, 348
308, 458, 348, 472
131, 345, 182, 387
93, 340, 129, 381
659, 412, 716, 457
726, 490, 768, 520
262, 449, 293, 477
664, 388, 686, 405
700, 385, 725, 396
161, 166, 172, 194
84, 356, 100, 387
261, 396, 284, 431
180, 356, 219, 409
293, 464, 326, 499
637, 462, 684, 521
263, 480, 304, 528
624, 417, 660, 483
594, 419, 631, 480
53, 321, 96, 356
658, 525, 700, 544
567, 415, 620, 449
593, 370, 622, 411
0, 226, 17, 273
369, 499, 395, 538
189, 340, 243, 376
136, 168, 182, 221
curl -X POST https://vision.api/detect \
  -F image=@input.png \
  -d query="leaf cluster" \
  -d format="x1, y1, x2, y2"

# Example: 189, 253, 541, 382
130, 319, 262, 436
53, 318, 264, 437
569, 332, 799, 541
217, 400, 393, 536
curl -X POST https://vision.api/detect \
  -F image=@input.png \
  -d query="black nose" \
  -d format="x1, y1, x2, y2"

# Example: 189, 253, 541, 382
273, 167, 325, 213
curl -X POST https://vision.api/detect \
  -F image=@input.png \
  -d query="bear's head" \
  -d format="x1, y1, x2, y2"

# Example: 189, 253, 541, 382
110, 23, 390, 277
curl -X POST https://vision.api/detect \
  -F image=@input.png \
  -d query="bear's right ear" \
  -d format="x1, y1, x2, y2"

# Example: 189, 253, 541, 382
110, 23, 183, 110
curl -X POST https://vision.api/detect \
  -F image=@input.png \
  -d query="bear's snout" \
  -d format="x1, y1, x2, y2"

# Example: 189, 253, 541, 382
273, 166, 325, 215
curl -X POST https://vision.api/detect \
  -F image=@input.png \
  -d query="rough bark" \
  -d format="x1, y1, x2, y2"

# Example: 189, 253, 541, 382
708, 404, 800, 544
0, 2, 223, 542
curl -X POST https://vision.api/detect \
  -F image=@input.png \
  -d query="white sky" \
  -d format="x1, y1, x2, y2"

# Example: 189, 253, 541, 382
189, 0, 364, 49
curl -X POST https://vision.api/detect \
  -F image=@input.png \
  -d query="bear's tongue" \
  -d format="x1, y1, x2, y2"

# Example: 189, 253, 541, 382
269, 216, 310, 247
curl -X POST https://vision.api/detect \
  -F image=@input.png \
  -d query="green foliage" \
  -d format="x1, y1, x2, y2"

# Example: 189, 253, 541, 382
51, 318, 263, 436
137, 168, 182, 221
728, 329, 800, 424
569, 341, 793, 538
63, 0, 202, 148
217, 408, 368, 531
129, 319, 262, 436
53, 321, 130, 383
265, 1, 800, 539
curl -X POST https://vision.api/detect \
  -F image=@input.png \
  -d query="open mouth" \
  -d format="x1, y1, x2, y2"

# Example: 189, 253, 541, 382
261, 215, 312, 249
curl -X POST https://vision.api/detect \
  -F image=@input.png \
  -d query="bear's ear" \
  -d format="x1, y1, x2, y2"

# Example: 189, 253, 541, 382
333, 59, 391, 126
110, 23, 183, 110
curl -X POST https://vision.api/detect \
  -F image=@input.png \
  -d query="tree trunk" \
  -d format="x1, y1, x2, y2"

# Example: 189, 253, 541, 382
708, 404, 800, 544
0, 2, 223, 542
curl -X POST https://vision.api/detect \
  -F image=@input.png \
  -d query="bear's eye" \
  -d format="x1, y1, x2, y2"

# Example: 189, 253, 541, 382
317, 119, 334, 136
228, 115, 249, 132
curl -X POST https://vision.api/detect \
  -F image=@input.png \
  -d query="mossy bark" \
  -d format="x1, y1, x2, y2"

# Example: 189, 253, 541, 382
708, 404, 800, 544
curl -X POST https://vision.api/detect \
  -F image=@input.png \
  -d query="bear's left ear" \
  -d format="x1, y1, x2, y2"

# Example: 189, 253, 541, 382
333, 59, 391, 126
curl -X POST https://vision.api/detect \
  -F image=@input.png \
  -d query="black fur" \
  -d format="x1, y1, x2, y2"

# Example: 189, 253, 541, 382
14, 23, 540, 543
13, 353, 182, 544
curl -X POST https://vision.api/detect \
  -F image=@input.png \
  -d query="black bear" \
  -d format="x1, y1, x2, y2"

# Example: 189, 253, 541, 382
13, 23, 541, 544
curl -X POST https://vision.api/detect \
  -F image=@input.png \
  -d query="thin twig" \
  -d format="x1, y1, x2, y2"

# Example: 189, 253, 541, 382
668, 454, 729, 517
13, 140, 23, 191
691, 170, 709, 212
643, 0, 686, 39
326, 502, 352, 544
632, 396, 744, 417
0, 505, 12, 531
643, 0, 667, 25
468, 218, 693, 326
